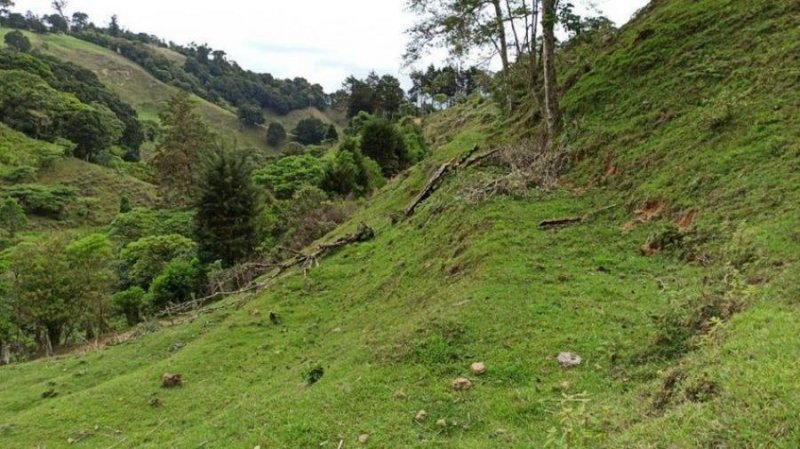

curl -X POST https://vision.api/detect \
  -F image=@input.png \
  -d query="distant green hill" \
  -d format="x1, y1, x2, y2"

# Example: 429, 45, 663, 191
0, 0, 798, 448
0, 27, 333, 153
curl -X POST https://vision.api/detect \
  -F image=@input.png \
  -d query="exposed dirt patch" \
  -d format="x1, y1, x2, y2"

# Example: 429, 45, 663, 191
675, 210, 698, 231
604, 162, 618, 177
625, 199, 666, 230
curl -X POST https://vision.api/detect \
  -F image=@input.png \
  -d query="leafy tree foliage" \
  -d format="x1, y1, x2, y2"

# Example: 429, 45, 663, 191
0, 197, 26, 238
237, 103, 265, 127
292, 117, 327, 145
253, 154, 325, 199
321, 139, 384, 196
360, 118, 411, 176
151, 92, 213, 206
3, 184, 77, 218
340, 72, 407, 118
266, 122, 286, 147
148, 258, 203, 309
119, 234, 197, 289
43, 14, 68, 33
6, 234, 113, 354
70, 12, 89, 31
111, 287, 147, 326
0, 50, 144, 157
3, 30, 30, 52
195, 149, 260, 267
325, 124, 339, 142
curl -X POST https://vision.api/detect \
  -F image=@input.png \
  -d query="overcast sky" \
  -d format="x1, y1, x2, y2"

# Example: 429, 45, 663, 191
18, 0, 649, 91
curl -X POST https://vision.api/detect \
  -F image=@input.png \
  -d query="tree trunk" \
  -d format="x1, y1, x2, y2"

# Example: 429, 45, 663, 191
491, 0, 514, 110
542, 0, 561, 138
0, 343, 10, 365
528, 0, 545, 112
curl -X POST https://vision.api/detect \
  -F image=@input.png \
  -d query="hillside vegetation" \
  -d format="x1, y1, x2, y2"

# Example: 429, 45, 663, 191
0, 0, 798, 448
0, 27, 333, 153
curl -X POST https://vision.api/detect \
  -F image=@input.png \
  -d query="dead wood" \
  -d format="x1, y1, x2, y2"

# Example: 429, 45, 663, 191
405, 145, 495, 217
539, 204, 619, 230
157, 223, 375, 317
538, 216, 584, 229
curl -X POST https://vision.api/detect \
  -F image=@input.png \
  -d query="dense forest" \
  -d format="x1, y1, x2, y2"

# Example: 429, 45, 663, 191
1, 0, 799, 447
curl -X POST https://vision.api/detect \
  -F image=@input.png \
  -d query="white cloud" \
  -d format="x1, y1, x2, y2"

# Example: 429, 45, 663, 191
17, 0, 650, 91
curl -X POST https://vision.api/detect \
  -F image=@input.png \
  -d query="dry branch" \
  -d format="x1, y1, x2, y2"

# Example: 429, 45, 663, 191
538, 204, 619, 230
157, 224, 375, 317
405, 145, 496, 217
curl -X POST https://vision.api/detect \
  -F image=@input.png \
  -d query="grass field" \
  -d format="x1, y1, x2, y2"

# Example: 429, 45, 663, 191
0, 0, 798, 447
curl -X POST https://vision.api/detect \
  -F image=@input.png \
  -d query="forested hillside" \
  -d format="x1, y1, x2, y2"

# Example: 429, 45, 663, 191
0, 0, 799, 448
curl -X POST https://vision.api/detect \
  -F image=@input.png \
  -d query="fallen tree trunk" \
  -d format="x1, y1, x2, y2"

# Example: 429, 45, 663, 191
158, 223, 375, 317
406, 145, 499, 217
538, 204, 619, 230
538, 216, 583, 229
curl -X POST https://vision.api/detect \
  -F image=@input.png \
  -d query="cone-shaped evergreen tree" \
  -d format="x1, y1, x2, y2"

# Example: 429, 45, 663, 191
195, 148, 260, 267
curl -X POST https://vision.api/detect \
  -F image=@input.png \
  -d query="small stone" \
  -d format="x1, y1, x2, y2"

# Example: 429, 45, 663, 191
393, 390, 407, 399
415, 410, 428, 423
452, 377, 473, 391
358, 434, 369, 444
251, 309, 260, 316
161, 373, 183, 388
436, 418, 448, 428
470, 362, 487, 376
557, 352, 582, 368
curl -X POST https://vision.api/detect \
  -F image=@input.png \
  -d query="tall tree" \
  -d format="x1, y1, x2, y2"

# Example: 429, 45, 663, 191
50, 0, 68, 20
541, 0, 561, 138
195, 148, 260, 267
151, 92, 213, 207
108, 14, 120, 36
70, 11, 88, 31
0, 197, 26, 238
0, 0, 14, 19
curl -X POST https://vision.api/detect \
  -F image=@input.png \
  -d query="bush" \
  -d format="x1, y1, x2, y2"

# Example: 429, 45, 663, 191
4, 31, 31, 53
360, 118, 411, 176
149, 258, 204, 309
292, 117, 327, 145
321, 139, 385, 196
266, 122, 286, 147
0, 197, 26, 237
252, 154, 325, 199
3, 184, 77, 218
119, 234, 197, 288
112, 287, 148, 326
237, 103, 265, 126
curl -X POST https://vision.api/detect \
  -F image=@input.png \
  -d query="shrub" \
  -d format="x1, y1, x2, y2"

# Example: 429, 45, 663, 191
0, 197, 26, 237
360, 118, 411, 176
119, 234, 197, 288
112, 287, 149, 326
237, 103, 265, 126
4, 31, 31, 53
149, 258, 204, 309
266, 122, 287, 147
3, 184, 77, 218
252, 154, 325, 199
292, 117, 327, 145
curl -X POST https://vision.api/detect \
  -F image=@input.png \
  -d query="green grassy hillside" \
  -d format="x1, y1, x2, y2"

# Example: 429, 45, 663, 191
0, 27, 332, 153
0, 0, 798, 448
0, 123, 157, 232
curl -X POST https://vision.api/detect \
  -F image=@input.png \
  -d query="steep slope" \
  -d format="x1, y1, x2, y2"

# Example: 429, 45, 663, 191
0, 1, 798, 448
0, 27, 330, 153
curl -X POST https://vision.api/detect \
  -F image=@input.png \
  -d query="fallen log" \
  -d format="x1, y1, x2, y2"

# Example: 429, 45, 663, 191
538, 216, 584, 229
538, 204, 619, 230
157, 223, 375, 317
405, 145, 487, 217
